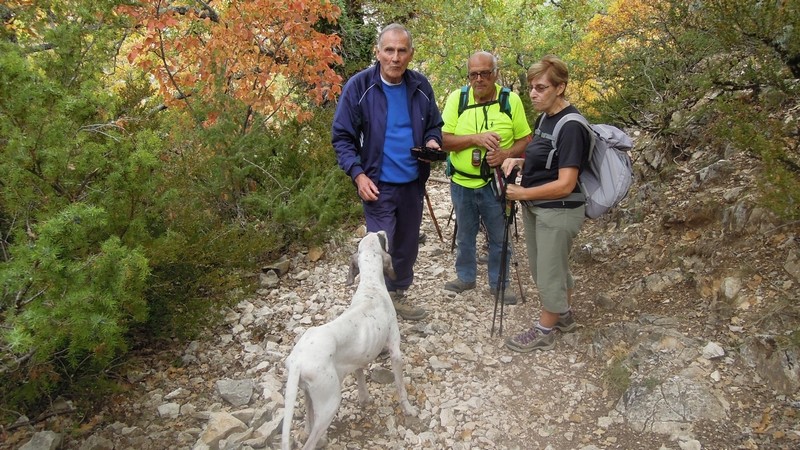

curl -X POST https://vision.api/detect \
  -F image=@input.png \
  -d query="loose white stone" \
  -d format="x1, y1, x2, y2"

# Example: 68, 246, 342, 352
702, 341, 725, 359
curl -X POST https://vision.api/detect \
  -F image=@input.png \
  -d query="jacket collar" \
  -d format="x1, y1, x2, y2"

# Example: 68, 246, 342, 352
370, 62, 420, 90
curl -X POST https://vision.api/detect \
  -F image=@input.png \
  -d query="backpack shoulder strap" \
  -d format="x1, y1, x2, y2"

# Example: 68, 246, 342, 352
551, 113, 591, 145
458, 85, 513, 119
533, 113, 544, 132
538, 113, 596, 169
554, 113, 596, 162
498, 87, 512, 119
457, 85, 470, 117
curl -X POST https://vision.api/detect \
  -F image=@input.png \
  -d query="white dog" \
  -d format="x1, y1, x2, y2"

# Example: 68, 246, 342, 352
281, 231, 418, 450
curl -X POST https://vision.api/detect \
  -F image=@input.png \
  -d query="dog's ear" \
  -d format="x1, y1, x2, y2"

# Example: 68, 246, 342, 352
346, 252, 359, 285
382, 250, 396, 280
377, 230, 389, 253
374, 231, 395, 279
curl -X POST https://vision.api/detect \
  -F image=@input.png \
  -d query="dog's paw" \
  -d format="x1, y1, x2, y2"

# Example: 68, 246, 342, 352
358, 395, 374, 407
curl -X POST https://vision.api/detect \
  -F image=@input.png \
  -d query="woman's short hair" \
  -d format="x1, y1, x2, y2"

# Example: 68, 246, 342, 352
527, 55, 569, 90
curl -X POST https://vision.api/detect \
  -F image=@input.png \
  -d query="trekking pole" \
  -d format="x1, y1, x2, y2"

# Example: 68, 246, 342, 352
450, 216, 458, 253
423, 188, 444, 242
490, 202, 514, 337
514, 255, 526, 304
509, 209, 526, 303
491, 167, 519, 338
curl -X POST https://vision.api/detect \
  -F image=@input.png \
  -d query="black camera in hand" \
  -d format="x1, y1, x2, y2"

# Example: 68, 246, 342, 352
410, 146, 447, 162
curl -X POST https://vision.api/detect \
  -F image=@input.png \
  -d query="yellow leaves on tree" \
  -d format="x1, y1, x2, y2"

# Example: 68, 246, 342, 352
568, 0, 664, 107
573, 0, 668, 68
118, 0, 343, 125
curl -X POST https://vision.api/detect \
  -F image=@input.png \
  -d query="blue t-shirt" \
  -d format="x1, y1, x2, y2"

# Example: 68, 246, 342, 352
380, 82, 417, 183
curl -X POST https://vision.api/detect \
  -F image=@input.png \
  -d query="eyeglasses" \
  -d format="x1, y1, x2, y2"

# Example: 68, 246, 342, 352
531, 84, 551, 93
468, 70, 495, 80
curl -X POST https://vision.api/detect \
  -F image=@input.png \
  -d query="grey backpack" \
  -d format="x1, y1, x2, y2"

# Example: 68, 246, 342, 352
536, 113, 634, 219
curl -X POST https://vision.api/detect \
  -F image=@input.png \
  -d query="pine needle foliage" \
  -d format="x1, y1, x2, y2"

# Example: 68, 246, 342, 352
0, 0, 360, 418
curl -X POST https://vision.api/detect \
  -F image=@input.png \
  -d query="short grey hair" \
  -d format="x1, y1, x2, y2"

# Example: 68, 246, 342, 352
377, 23, 413, 50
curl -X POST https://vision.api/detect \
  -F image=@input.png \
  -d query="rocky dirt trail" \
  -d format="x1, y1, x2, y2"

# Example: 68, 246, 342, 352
5, 143, 800, 450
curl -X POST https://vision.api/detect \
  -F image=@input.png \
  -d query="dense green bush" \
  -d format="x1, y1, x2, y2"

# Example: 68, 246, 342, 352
0, 31, 166, 414
0, 7, 360, 418
141, 103, 362, 338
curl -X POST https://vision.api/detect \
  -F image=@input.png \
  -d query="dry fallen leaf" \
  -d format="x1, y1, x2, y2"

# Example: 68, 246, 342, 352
752, 409, 772, 434
307, 247, 325, 262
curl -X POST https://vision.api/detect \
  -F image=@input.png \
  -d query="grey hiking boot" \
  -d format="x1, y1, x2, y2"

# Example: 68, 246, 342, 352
444, 278, 476, 293
389, 290, 427, 321
505, 326, 556, 352
555, 311, 577, 332
490, 287, 517, 305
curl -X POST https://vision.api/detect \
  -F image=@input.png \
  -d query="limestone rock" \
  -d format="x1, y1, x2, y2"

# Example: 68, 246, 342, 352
19, 431, 62, 450
194, 412, 247, 450
216, 379, 254, 407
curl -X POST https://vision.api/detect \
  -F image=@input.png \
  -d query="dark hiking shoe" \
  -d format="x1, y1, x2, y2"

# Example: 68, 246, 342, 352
490, 287, 517, 305
444, 278, 476, 293
555, 311, 577, 332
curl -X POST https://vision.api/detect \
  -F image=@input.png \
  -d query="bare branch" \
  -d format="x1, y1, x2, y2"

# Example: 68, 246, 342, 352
161, 4, 219, 23
78, 123, 124, 142
243, 158, 288, 193
0, 349, 35, 376
193, 0, 219, 23
18, 289, 46, 308
156, 28, 197, 119
22, 43, 56, 54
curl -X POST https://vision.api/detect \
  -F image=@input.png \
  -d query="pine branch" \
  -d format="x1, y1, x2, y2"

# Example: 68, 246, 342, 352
0, 349, 34, 376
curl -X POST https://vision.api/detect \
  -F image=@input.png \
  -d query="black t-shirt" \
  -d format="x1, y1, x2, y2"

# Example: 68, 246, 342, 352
521, 105, 591, 191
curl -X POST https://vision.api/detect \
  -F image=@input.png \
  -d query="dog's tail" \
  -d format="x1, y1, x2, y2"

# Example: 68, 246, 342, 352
281, 358, 300, 450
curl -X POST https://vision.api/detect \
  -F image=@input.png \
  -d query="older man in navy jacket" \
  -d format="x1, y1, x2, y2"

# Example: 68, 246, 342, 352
332, 23, 443, 321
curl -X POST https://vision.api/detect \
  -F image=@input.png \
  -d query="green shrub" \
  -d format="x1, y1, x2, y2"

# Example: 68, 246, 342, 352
0, 16, 360, 418
708, 98, 800, 220
0, 203, 150, 413
604, 355, 632, 398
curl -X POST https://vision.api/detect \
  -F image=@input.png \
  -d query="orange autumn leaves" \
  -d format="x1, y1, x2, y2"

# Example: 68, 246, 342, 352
567, 0, 664, 107
119, 0, 344, 125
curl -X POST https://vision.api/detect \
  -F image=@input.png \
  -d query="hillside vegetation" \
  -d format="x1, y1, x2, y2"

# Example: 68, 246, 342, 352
1, 0, 797, 425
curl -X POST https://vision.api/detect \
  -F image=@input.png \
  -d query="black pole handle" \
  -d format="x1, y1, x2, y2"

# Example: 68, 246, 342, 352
505, 167, 520, 186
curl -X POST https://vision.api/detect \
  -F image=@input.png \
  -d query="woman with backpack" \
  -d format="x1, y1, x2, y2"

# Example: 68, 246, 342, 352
500, 55, 591, 352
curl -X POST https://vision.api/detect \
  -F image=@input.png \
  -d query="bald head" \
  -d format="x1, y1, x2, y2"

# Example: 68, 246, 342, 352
468, 51, 497, 72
